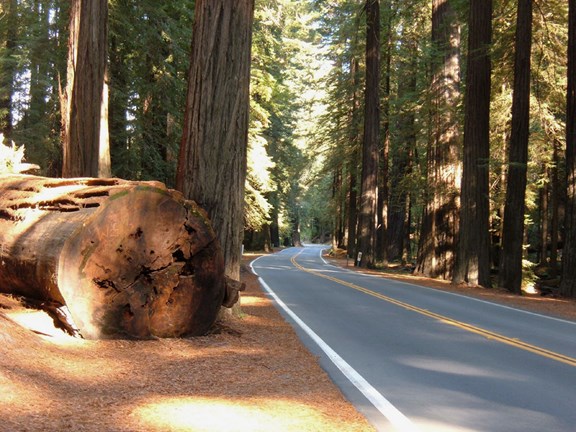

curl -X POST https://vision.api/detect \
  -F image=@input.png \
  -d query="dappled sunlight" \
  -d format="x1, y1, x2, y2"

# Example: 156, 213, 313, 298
3, 182, 88, 238
0, 371, 54, 409
412, 418, 479, 432
256, 265, 296, 271
399, 357, 516, 380
131, 396, 338, 432
240, 294, 269, 307
5, 309, 83, 346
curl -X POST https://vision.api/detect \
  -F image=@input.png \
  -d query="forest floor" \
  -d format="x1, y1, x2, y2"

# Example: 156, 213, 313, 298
1, 249, 575, 432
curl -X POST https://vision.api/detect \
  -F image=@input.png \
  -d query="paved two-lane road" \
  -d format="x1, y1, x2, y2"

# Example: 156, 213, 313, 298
251, 245, 576, 432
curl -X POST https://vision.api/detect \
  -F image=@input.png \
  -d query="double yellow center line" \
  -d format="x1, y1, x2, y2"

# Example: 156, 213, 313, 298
291, 253, 576, 368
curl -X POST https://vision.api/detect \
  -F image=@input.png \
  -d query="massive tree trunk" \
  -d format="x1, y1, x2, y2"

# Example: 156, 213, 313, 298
376, 3, 391, 265
0, 174, 228, 339
62, 0, 111, 178
550, 139, 560, 273
388, 32, 417, 263
346, 56, 361, 259
452, 0, 492, 287
176, 0, 254, 283
356, 0, 380, 268
560, 0, 576, 297
415, 0, 462, 279
498, 0, 533, 294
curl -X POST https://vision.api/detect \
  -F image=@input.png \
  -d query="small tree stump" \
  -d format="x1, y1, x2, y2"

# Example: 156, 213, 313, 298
0, 174, 226, 339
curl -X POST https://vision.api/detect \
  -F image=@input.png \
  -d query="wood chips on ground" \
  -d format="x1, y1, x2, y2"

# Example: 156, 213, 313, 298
0, 255, 374, 432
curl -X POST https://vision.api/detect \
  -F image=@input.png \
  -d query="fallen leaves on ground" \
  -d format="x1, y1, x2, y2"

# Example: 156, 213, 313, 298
0, 255, 374, 432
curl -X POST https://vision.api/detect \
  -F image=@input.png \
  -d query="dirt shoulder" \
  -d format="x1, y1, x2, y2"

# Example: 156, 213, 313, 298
0, 255, 374, 432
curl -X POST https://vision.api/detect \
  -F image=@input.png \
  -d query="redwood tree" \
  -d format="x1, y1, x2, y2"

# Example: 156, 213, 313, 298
560, 0, 576, 297
356, 0, 380, 267
498, 0, 533, 294
452, 0, 492, 287
415, 0, 461, 279
62, 0, 110, 178
176, 0, 255, 282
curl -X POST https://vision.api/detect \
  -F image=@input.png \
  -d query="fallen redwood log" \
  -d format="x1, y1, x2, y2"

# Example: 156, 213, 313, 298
0, 174, 232, 339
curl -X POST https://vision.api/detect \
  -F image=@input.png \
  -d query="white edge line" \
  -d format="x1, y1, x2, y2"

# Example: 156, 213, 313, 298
250, 256, 418, 432
317, 249, 576, 327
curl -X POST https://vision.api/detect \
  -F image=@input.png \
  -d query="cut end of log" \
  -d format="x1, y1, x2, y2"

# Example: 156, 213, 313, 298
57, 184, 225, 339
0, 175, 227, 339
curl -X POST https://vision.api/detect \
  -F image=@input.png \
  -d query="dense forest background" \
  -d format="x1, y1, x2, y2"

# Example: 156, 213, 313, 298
0, 0, 574, 296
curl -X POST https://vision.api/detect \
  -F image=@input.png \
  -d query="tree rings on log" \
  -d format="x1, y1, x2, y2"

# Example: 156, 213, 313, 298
0, 175, 226, 339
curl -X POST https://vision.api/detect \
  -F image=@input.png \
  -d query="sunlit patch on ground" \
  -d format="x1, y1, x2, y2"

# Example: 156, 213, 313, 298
131, 396, 333, 431
240, 295, 268, 307
0, 371, 49, 408
0, 264, 376, 432
5, 308, 79, 343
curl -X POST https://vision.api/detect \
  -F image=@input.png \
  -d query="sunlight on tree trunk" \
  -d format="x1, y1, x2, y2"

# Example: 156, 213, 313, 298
62, 0, 110, 178
560, 0, 576, 297
176, 0, 255, 287
498, 0, 533, 294
452, 0, 492, 287
357, 0, 380, 268
415, 0, 462, 279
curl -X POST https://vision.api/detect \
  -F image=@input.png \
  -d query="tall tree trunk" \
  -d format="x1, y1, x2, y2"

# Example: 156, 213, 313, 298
357, 0, 380, 268
388, 34, 417, 262
550, 139, 560, 274
332, 167, 344, 249
452, 0, 492, 287
269, 193, 281, 248
346, 56, 361, 259
498, 0, 533, 294
62, 0, 110, 178
376, 2, 392, 264
415, 0, 462, 279
539, 173, 549, 265
176, 0, 255, 284
347, 161, 359, 258
560, 0, 576, 297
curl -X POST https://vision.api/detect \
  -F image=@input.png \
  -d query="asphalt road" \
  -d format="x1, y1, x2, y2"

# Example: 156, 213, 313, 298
251, 245, 576, 432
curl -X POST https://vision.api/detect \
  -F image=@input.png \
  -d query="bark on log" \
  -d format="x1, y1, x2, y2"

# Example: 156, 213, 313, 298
0, 174, 226, 339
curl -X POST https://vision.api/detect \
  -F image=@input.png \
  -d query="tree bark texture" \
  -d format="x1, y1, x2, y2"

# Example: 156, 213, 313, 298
376, 5, 392, 264
388, 33, 417, 263
415, 0, 461, 279
62, 0, 111, 178
561, 0, 576, 297
452, 0, 492, 287
176, 0, 255, 282
498, 0, 532, 294
356, 0, 380, 267
0, 174, 227, 339
346, 56, 361, 259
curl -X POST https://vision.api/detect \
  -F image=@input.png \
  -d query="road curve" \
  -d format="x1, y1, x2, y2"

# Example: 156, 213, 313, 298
251, 245, 576, 432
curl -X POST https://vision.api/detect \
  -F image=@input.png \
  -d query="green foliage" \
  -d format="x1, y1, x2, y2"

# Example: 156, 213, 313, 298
246, 0, 322, 243
3, 0, 571, 270
108, 0, 194, 186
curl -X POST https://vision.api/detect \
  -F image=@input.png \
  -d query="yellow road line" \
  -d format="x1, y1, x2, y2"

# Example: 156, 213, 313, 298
291, 253, 576, 368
